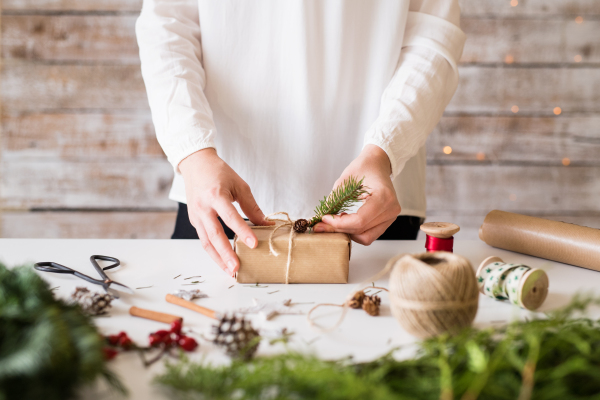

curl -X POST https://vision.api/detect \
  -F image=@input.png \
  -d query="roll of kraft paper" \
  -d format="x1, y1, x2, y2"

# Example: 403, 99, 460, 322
479, 210, 600, 272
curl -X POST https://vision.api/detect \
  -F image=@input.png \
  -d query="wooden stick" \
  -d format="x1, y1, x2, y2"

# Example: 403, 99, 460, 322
129, 306, 182, 324
165, 293, 217, 320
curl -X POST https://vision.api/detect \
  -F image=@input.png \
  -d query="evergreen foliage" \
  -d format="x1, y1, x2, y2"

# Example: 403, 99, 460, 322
308, 176, 370, 227
156, 296, 600, 400
0, 263, 125, 400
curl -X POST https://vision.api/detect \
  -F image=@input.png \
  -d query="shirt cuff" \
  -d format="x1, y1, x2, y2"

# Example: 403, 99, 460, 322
362, 136, 404, 180
162, 129, 216, 174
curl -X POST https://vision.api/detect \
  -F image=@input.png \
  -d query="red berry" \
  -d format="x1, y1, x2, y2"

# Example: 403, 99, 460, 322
178, 336, 198, 352
118, 336, 133, 349
149, 333, 162, 347
170, 320, 183, 334
103, 347, 118, 360
154, 329, 170, 338
107, 334, 120, 345
118, 331, 128, 338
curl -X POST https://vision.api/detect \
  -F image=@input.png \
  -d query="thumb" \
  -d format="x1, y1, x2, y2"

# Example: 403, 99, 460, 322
237, 186, 273, 226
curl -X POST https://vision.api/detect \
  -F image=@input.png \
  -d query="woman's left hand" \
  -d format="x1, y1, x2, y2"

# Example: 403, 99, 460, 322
313, 144, 401, 245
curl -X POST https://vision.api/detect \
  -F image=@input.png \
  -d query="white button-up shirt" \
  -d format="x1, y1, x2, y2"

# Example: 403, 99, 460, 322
136, 0, 465, 219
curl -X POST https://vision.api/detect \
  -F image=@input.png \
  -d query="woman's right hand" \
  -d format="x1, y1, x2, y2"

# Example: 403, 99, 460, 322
179, 148, 271, 276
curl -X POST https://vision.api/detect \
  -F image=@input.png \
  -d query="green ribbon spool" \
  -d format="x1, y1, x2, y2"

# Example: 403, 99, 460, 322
476, 256, 549, 311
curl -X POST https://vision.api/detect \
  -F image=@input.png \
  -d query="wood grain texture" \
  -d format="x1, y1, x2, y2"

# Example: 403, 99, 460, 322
2, 112, 163, 160
5, 113, 599, 164
1, 161, 175, 209
2, 0, 599, 240
427, 116, 600, 163
5, 61, 600, 113
448, 66, 600, 114
2, 0, 142, 12
461, 18, 600, 64
1, 211, 176, 238
2, 61, 147, 111
5, 15, 597, 65
459, 0, 600, 17
1, 15, 139, 62
426, 165, 600, 214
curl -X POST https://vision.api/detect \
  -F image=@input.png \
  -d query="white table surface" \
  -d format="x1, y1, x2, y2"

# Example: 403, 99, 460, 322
1, 238, 599, 399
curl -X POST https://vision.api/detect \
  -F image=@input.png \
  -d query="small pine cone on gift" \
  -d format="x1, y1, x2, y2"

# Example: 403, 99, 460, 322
293, 218, 309, 233
347, 290, 365, 309
362, 295, 381, 316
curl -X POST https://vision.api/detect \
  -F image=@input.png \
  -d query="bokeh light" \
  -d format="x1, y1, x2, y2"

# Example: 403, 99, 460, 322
443, 146, 452, 155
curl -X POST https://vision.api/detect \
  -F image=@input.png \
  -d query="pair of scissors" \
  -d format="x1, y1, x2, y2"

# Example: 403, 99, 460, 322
34, 255, 134, 298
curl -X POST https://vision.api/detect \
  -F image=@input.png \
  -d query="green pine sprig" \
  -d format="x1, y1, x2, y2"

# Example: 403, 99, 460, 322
156, 296, 600, 400
0, 263, 126, 400
308, 175, 370, 227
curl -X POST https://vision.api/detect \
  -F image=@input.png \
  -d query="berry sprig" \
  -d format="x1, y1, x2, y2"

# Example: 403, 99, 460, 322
103, 320, 198, 366
103, 331, 134, 360
149, 320, 198, 352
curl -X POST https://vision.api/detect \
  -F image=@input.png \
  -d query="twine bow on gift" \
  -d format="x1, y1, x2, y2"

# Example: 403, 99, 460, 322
253, 212, 310, 284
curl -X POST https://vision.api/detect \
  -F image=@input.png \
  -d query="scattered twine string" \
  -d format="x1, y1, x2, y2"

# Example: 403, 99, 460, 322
306, 254, 404, 333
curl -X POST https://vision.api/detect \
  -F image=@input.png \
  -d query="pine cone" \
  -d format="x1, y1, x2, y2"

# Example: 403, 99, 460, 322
71, 287, 114, 316
212, 314, 260, 360
362, 295, 381, 316
293, 218, 309, 233
347, 290, 365, 309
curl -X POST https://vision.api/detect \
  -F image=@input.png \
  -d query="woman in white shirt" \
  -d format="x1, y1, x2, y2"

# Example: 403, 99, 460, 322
136, 0, 466, 277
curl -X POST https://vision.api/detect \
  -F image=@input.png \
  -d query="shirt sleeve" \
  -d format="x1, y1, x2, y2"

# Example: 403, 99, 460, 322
136, 0, 217, 173
363, 0, 466, 179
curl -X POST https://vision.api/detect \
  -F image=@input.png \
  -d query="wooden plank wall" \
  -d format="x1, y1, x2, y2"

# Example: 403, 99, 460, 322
1, 0, 599, 239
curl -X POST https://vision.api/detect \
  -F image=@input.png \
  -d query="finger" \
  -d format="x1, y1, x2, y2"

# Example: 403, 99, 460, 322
314, 210, 388, 234
201, 212, 240, 275
236, 184, 274, 227
320, 197, 387, 234
350, 220, 394, 246
214, 200, 259, 249
312, 221, 335, 233
194, 222, 230, 274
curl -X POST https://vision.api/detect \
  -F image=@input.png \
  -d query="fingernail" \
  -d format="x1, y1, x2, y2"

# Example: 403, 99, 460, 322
227, 260, 236, 272
245, 237, 256, 248
322, 215, 332, 223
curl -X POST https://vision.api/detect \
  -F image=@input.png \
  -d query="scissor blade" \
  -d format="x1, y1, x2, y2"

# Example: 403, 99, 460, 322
107, 281, 135, 296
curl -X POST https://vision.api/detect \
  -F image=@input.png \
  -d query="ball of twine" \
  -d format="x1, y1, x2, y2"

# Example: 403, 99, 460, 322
389, 252, 479, 339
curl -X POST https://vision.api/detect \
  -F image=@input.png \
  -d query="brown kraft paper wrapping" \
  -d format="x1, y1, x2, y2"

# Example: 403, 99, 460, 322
234, 226, 351, 284
479, 210, 600, 272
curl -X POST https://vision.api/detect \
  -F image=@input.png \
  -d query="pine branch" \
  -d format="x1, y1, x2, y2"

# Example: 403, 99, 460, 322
308, 175, 370, 227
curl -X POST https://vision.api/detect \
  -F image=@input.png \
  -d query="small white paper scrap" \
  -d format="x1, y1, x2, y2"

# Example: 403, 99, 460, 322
172, 289, 208, 301
237, 298, 303, 320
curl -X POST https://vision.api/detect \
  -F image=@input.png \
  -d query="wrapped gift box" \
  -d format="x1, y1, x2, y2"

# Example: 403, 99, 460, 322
234, 226, 351, 284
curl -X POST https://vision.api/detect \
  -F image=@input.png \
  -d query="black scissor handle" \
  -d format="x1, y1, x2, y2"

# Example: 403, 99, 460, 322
90, 255, 120, 271
34, 261, 101, 286
34, 261, 75, 274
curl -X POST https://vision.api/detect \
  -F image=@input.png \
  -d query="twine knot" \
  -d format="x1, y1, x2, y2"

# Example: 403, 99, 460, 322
253, 212, 310, 284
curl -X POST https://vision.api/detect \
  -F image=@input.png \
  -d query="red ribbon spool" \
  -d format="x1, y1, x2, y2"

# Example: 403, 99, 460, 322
425, 235, 454, 253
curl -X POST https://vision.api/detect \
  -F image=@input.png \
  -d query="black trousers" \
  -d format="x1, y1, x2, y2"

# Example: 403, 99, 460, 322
172, 203, 423, 240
